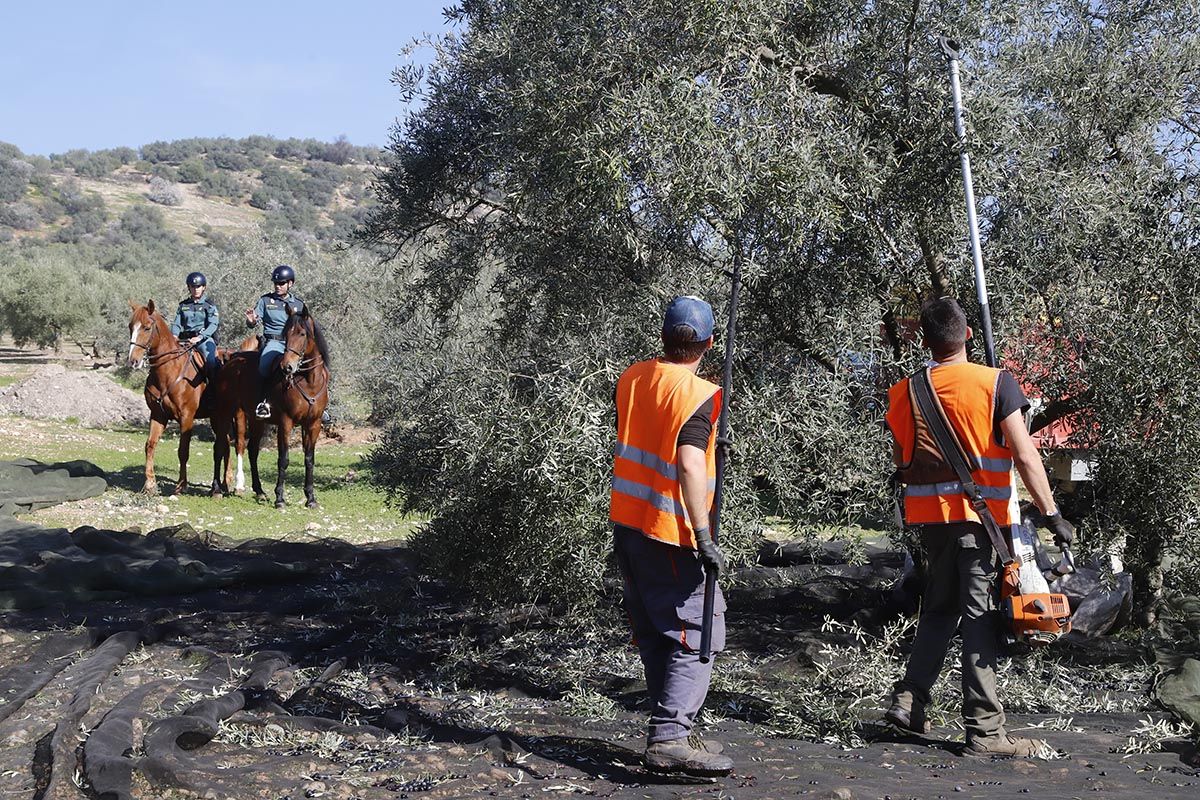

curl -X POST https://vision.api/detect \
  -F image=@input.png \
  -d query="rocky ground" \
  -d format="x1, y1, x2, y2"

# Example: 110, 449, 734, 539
0, 363, 146, 428
0, 461, 1198, 800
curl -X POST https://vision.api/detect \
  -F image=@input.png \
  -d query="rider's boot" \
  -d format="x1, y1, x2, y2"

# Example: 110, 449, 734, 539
255, 377, 272, 419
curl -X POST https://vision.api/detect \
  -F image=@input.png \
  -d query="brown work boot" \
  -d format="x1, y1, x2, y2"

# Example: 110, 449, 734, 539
687, 732, 724, 754
884, 688, 931, 734
645, 737, 733, 776
964, 733, 1050, 759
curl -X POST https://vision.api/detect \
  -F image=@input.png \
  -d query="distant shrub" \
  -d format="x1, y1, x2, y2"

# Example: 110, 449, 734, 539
115, 204, 182, 248
109, 147, 138, 165
0, 202, 40, 230
299, 161, 343, 206
0, 159, 32, 202
177, 158, 208, 183
0, 227, 12, 243
141, 139, 206, 164
303, 139, 330, 160
0, 254, 101, 348
75, 152, 120, 179
249, 187, 284, 211
246, 149, 271, 169
321, 207, 369, 242
209, 149, 251, 171
150, 163, 179, 181
320, 135, 354, 165
274, 139, 307, 160
49, 180, 109, 243
262, 202, 319, 233
147, 176, 185, 206
28, 171, 56, 194
37, 197, 65, 223
199, 170, 243, 199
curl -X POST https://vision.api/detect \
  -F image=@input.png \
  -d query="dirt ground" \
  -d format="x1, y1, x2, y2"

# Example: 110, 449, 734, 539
1, 507, 1197, 799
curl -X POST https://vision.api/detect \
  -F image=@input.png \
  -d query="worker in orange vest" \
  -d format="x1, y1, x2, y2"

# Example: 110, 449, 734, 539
610, 296, 733, 778
884, 297, 1075, 758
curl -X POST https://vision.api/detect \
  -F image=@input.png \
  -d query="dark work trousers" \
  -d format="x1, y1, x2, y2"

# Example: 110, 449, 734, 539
613, 525, 726, 745
896, 522, 1005, 741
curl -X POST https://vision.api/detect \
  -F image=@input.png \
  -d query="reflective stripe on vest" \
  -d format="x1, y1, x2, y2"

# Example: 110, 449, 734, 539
610, 359, 721, 549
885, 362, 1021, 527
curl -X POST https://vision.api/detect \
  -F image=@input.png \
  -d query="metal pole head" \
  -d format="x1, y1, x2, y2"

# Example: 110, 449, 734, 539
938, 36, 962, 61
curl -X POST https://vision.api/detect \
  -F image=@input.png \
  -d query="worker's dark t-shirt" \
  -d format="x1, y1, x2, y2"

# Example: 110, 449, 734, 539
991, 370, 1030, 445
677, 396, 715, 451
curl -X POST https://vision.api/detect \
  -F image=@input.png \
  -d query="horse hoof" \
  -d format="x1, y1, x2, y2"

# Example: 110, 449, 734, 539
210, 490, 223, 499
305, 500, 319, 509
172, 485, 186, 497
142, 483, 159, 495
275, 500, 286, 509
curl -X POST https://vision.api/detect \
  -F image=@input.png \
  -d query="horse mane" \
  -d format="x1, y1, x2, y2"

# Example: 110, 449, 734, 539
286, 310, 332, 365
311, 318, 332, 365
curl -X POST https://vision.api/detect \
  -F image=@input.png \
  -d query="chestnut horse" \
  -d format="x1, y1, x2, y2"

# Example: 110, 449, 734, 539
211, 305, 330, 508
126, 300, 209, 494
206, 344, 260, 498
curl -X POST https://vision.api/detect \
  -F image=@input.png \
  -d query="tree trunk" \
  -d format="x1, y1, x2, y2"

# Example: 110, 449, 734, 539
1127, 526, 1165, 627
916, 224, 951, 299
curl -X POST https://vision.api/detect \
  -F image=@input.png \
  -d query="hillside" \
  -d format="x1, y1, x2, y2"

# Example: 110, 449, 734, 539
0, 136, 382, 245
0, 137, 393, 411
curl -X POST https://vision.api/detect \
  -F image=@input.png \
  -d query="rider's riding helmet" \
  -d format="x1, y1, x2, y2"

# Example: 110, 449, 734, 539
186, 271, 207, 288
271, 265, 296, 285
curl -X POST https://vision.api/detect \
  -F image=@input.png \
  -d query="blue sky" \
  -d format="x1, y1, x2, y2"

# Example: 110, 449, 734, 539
0, 1, 453, 155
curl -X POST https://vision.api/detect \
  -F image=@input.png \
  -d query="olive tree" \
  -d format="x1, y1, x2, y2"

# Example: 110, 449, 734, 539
364, 0, 1197, 611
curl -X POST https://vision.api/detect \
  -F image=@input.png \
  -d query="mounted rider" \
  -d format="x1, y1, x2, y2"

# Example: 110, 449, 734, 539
245, 264, 305, 419
169, 272, 220, 379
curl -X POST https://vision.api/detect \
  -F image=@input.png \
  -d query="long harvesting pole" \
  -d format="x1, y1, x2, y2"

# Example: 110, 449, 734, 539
940, 36, 998, 368
699, 248, 742, 664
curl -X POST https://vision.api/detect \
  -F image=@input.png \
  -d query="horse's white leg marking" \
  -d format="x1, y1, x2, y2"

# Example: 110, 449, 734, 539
235, 453, 245, 492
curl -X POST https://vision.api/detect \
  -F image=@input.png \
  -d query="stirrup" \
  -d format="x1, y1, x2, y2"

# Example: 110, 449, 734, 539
255, 401, 271, 419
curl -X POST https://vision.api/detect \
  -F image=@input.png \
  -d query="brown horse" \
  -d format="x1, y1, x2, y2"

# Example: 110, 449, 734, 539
126, 300, 209, 495
211, 306, 330, 507
207, 338, 261, 498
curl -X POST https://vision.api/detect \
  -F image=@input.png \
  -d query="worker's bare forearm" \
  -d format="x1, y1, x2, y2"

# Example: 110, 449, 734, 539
678, 444, 711, 533
1014, 452, 1057, 515
1000, 412, 1058, 516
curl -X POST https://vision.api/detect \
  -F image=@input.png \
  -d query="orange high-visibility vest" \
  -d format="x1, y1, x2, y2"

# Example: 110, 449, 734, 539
610, 359, 722, 549
886, 362, 1020, 527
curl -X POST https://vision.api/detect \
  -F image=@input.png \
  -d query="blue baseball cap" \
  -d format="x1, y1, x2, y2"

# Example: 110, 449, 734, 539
662, 296, 714, 341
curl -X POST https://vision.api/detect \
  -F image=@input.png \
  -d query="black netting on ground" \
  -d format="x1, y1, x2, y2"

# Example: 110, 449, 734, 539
0, 460, 1196, 798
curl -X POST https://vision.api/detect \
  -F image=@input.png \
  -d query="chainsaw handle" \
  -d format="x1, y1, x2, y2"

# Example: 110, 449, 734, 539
1045, 546, 1075, 580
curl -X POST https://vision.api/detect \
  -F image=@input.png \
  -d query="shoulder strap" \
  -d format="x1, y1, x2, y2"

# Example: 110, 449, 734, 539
910, 368, 1016, 564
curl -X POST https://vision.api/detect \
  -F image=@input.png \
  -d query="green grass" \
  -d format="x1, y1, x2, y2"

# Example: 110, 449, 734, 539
0, 415, 420, 542
0, 373, 28, 388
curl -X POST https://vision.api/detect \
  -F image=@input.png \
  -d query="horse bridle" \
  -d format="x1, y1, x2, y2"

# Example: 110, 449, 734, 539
281, 318, 328, 407
131, 317, 197, 366
129, 318, 160, 360
283, 319, 322, 374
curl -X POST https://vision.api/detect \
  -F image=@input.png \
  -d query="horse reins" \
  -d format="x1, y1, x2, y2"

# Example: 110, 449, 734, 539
282, 323, 329, 409
133, 318, 205, 409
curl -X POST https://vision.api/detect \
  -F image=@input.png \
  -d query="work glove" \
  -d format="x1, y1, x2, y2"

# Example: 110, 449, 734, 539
1042, 512, 1075, 549
693, 526, 727, 576
716, 435, 733, 462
